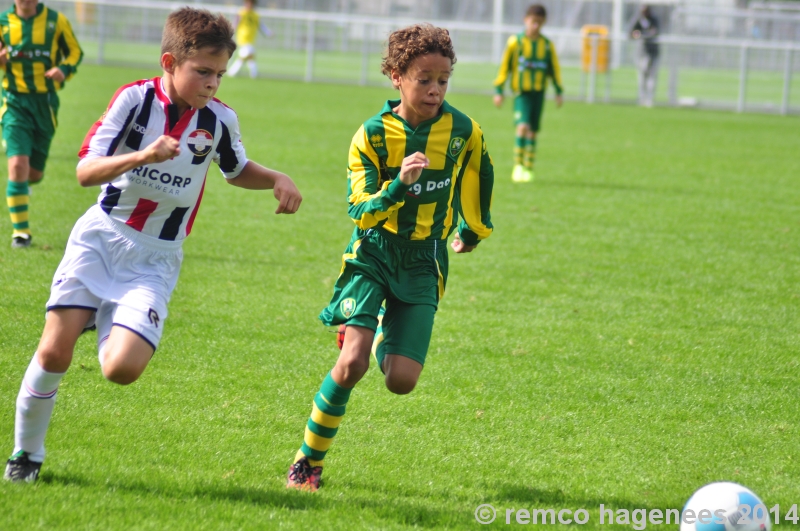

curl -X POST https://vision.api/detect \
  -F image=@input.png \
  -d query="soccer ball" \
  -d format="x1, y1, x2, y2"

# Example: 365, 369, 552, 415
681, 482, 771, 531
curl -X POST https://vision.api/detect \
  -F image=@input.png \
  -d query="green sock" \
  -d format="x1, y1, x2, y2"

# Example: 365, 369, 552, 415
523, 138, 537, 170
514, 135, 525, 166
6, 181, 30, 237
296, 372, 353, 467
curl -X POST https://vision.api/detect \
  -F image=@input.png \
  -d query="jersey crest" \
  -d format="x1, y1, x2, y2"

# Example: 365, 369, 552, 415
449, 137, 466, 157
187, 129, 214, 156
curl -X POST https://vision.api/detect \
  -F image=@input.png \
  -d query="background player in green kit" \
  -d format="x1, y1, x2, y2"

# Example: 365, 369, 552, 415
0, 0, 82, 247
493, 4, 562, 183
287, 24, 494, 492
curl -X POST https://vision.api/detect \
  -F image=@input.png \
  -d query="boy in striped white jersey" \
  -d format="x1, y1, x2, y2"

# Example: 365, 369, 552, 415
4, 7, 302, 483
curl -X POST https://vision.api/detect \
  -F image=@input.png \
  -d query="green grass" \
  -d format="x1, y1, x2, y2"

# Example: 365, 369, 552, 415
0, 63, 799, 530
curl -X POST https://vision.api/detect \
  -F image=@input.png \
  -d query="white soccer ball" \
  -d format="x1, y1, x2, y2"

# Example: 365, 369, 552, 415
681, 482, 771, 531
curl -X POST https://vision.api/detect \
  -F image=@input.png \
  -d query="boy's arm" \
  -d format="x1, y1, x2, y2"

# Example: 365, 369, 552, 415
548, 42, 564, 100
77, 137, 179, 187
48, 13, 83, 83
492, 35, 517, 97
455, 123, 494, 251
227, 161, 302, 214
347, 125, 423, 229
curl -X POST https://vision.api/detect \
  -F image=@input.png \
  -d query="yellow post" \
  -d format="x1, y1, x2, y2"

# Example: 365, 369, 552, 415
581, 25, 610, 73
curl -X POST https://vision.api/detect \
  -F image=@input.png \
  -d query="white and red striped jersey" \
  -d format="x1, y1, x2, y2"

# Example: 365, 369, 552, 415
78, 77, 248, 241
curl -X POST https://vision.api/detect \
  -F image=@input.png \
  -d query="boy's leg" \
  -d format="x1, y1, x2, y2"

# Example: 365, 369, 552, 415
246, 57, 258, 78
522, 91, 544, 178
291, 263, 384, 490
100, 325, 155, 385
6, 308, 92, 482
374, 300, 435, 395
512, 94, 531, 181
229, 58, 244, 76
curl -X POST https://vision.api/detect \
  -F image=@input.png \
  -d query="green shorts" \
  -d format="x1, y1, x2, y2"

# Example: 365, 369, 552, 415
1, 90, 60, 172
513, 90, 546, 132
319, 227, 449, 366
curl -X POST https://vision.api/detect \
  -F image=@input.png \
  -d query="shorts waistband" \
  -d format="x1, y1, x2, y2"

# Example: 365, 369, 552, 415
374, 228, 441, 250
90, 204, 184, 252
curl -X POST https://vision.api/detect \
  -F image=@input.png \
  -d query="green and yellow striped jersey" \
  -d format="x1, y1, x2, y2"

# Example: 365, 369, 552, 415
494, 33, 562, 95
0, 3, 83, 94
347, 99, 494, 246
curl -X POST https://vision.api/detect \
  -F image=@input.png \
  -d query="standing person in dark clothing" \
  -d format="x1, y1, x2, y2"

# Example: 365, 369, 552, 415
630, 5, 659, 107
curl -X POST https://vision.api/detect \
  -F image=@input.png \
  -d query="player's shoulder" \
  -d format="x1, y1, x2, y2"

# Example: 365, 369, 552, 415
442, 101, 483, 140
0, 6, 13, 21
106, 78, 153, 109
207, 97, 240, 125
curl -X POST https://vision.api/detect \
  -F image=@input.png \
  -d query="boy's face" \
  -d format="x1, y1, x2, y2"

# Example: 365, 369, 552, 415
14, 0, 38, 17
391, 53, 452, 126
524, 15, 545, 37
163, 47, 230, 110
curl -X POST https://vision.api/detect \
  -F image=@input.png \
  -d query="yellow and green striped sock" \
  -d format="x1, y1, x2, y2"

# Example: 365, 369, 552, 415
7, 181, 30, 237
514, 135, 525, 167
295, 372, 352, 467
523, 138, 537, 170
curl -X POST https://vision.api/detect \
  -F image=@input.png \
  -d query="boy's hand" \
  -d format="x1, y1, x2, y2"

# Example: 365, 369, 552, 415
44, 67, 65, 83
493, 94, 504, 108
273, 174, 302, 214
144, 136, 180, 163
631, 30, 641, 39
0, 47, 7, 67
451, 232, 477, 253
399, 152, 428, 185
555, 94, 564, 108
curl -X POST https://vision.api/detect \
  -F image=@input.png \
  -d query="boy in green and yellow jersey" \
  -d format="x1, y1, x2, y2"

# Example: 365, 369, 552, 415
0, 0, 82, 247
493, 4, 562, 183
287, 24, 494, 492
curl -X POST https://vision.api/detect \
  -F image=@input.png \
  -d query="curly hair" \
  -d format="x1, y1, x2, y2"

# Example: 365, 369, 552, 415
161, 7, 236, 65
380, 24, 457, 78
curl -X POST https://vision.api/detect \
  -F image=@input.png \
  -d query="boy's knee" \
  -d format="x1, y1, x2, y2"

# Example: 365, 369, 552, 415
100, 349, 144, 385
101, 362, 141, 385
36, 346, 73, 373
335, 355, 370, 385
385, 373, 418, 395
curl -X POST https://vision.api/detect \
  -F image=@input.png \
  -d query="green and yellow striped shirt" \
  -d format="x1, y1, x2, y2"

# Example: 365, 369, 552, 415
347, 99, 494, 246
494, 33, 562, 95
0, 3, 83, 94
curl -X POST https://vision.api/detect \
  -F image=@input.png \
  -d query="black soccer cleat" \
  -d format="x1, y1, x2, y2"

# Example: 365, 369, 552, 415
11, 235, 32, 249
4, 450, 42, 483
286, 457, 322, 492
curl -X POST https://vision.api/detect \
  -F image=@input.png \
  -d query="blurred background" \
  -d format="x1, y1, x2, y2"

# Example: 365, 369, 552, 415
50, 0, 800, 113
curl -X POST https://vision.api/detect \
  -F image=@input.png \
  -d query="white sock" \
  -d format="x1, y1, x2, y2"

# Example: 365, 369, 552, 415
229, 58, 243, 77
247, 59, 257, 78
14, 355, 65, 463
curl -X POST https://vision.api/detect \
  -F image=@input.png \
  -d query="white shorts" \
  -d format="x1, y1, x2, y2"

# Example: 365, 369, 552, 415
46, 205, 183, 351
238, 44, 255, 58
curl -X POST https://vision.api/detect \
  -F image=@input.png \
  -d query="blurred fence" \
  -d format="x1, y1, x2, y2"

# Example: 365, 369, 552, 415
48, 0, 800, 115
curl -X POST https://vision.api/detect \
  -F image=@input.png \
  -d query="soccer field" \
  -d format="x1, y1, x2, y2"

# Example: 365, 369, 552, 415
0, 64, 798, 530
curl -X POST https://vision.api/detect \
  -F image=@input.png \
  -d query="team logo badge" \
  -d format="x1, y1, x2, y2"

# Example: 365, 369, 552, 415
148, 308, 160, 328
340, 298, 356, 319
187, 129, 214, 156
449, 137, 466, 157
370, 134, 384, 148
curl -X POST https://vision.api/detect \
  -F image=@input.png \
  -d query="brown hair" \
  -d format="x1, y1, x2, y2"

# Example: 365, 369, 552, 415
380, 24, 456, 78
526, 4, 547, 19
161, 7, 236, 65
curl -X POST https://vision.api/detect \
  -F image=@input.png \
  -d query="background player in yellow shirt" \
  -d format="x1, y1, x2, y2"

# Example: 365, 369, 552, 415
228, 0, 271, 79
493, 4, 563, 183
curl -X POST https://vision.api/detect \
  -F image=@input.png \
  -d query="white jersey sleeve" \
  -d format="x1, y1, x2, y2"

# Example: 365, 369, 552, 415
78, 80, 149, 164
209, 100, 248, 179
